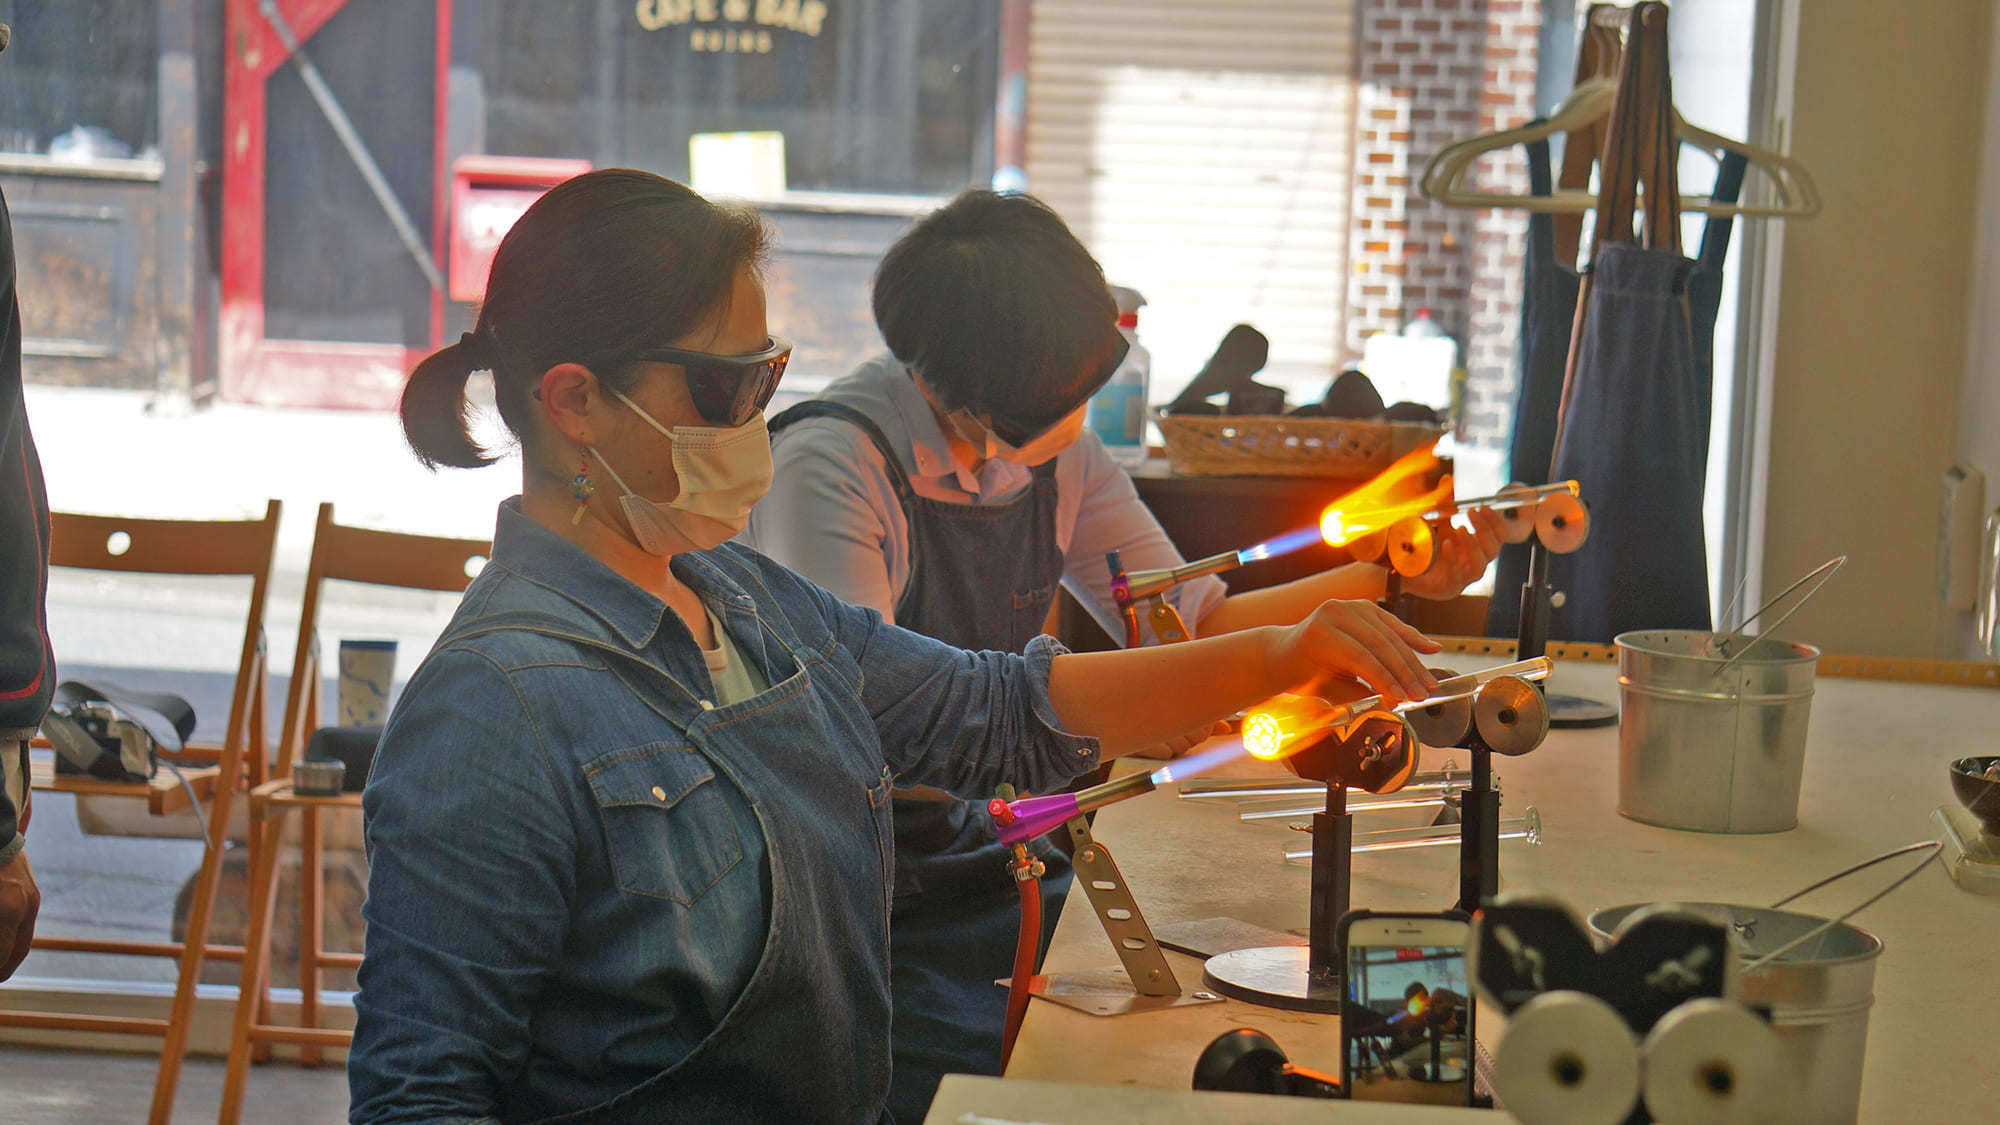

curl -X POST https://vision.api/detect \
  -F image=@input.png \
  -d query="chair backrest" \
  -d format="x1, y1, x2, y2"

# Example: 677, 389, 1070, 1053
47, 501, 284, 766
278, 502, 492, 770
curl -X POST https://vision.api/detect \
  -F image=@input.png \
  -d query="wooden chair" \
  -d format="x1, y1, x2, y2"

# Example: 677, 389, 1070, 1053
220, 502, 489, 1125
0, 501, 282, 1125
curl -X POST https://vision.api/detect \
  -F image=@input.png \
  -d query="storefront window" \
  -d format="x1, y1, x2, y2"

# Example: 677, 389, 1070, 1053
469, 0, 996, 195
0, 0, 159, 162
249, 0, 998, 379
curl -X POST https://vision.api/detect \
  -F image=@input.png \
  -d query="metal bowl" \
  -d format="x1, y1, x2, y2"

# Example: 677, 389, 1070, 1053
1948, 756, 2000, 835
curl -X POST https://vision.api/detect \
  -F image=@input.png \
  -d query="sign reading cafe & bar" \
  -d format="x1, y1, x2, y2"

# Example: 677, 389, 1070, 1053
636, 0, 830, 54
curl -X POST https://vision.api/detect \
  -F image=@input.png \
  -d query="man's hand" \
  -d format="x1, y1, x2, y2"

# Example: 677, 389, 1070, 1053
0, 851, 40, 980
1402, 508, 1505, 601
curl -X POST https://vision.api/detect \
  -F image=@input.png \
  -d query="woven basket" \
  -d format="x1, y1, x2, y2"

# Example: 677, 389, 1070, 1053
1154, 412, 1443, 478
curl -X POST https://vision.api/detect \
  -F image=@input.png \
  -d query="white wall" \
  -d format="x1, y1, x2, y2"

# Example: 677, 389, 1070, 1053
1757, 0, 1994, 658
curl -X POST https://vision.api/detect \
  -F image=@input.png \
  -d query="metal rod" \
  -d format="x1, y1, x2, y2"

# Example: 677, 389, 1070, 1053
1402, 481, 1581, 523
1519, 537, 1552, 662
1308, 782, 1350, 979
259, 0, 444, 292
1240, 784, 1468, 821
1178, 765, 1466, 799
1324, 657, 1553, 730
1460, 750, 1500, 912
1079, 768, 1159, 811
1117, 484, 1577, 603
1285, 807, 1541, 860
1438, 480, 1579, 509
1329, 481, 1580, 529
1710, 555, 1846, 675
1122, 550, 1244, 600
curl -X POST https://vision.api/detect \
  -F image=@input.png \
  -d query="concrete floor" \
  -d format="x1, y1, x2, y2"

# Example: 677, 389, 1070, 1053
0, 1043, 350, 1123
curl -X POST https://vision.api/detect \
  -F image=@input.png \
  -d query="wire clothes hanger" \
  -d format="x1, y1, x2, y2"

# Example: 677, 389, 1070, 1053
1419, 5, 1820, 220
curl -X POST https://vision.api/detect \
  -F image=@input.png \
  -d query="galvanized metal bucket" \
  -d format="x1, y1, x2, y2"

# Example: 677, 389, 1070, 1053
1587, 842, 1938, 1125
1614, 557, 1843, 834
1615, 630, 1820, 832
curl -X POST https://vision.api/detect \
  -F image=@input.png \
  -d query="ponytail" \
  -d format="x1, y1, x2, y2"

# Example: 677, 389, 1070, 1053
400, 334, 495, 469
398, 169, 771, 471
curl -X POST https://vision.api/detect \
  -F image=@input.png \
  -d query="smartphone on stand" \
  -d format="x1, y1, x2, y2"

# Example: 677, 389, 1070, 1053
1338, 909, 1476, 1105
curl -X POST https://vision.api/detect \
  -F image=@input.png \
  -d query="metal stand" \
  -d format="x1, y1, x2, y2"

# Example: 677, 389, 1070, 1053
1517, 540, 1616, 728
1457, 748, 1501, 913
1201, 779, 1351, 1013
1026, 815, 1221, 1017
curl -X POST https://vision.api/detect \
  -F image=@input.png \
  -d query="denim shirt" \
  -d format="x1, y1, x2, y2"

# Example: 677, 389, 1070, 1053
349, 500, 1100, 1124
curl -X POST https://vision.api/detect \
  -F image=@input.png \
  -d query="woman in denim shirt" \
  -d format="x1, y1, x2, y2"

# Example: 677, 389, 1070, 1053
350, 170, 1442, 1125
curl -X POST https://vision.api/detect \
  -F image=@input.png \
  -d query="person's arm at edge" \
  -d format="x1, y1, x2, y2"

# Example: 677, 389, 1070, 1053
0, 741, 33, 980
0, 186, 49, 982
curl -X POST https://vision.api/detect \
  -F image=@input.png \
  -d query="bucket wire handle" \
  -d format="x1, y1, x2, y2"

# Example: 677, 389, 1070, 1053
1740, 839, 1941, 973
1713, 555, 1846, 675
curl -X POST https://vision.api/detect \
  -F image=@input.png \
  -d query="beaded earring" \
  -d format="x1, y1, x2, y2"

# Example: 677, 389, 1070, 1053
570, 450, 597, 525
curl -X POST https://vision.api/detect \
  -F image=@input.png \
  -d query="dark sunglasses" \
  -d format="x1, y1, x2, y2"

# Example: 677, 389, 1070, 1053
631, 336, 793, 427
980, 334, 1132, 448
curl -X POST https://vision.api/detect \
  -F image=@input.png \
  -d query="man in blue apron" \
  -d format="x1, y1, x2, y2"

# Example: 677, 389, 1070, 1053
747, 190, 1501, 1121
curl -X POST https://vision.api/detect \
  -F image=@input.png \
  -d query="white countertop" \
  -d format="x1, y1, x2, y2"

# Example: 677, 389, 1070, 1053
995, 660, 2000, 1121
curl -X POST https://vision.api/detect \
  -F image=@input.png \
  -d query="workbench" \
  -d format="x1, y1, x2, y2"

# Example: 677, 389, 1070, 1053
957, 659, 2000, 1122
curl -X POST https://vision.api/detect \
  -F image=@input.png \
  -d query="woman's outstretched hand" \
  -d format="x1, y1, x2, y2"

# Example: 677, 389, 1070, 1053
1273, 599, 1441, 705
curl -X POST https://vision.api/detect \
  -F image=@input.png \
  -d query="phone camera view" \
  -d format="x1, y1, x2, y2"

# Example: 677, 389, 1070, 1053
1344, 943, 1471, 1103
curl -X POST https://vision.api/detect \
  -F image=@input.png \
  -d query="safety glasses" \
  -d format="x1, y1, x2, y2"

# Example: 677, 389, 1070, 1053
632, 336, 792, 427
981, 334, 1131, 448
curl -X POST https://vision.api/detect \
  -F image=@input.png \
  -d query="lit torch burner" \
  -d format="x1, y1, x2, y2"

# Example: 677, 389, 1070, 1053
1107, 439, 1583, 645
986, 657, 1552, 846
1239, 658, 1553, 767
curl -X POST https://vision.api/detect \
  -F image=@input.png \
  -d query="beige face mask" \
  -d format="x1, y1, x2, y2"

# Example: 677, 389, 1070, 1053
590, 392, 774, 554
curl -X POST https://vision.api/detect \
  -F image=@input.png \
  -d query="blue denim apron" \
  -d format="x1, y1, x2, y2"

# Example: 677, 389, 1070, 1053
463, 605, 901, 1125
770, 400, 1069, 1123
1487, 133, 1748, 639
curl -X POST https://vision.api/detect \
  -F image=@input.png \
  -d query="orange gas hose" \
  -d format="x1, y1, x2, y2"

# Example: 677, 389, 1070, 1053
999, 866, 1041, 1068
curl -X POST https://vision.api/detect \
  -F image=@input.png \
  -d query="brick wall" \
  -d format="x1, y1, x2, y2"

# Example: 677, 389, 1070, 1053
1345, 0, 1543, 449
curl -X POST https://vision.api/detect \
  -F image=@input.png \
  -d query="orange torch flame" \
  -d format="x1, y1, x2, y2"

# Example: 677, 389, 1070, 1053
1241, 693, 1346, 761
1317, 440, 1454, 548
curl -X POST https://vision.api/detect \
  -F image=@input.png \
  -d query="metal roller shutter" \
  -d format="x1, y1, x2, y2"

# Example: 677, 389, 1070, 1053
1025, 0, 1358, 405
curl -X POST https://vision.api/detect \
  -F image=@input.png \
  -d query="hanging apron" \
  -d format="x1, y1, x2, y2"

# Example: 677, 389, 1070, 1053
456, 605, 902, 1125
1487, 63, 1749, 638
1539, 2, 1711, 643
770, 400, 1069, 1123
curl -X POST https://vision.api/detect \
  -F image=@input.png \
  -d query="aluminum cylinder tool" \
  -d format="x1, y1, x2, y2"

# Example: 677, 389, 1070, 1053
989, 769, 1158, 848
1106, 548, 1247, 648
1201, 657, 1556, 1013
987, 657, 1556, 850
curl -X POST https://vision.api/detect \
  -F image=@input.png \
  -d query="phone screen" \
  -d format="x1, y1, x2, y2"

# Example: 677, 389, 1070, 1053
1342, 921, 1474, 1104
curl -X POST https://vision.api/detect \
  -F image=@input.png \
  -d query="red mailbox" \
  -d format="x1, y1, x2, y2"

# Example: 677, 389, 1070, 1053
449, 156, 592, 302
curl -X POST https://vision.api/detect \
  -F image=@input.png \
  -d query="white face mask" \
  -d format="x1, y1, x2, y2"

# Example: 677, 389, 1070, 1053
589, 391, 774, 554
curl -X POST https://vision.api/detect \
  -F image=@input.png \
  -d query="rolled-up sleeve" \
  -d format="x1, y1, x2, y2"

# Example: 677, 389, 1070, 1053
350, 649, 577, 1124
799, 577, 1099, 795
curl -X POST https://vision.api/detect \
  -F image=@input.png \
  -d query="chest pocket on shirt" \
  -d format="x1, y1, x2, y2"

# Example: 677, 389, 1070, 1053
584, 745, 743, 905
